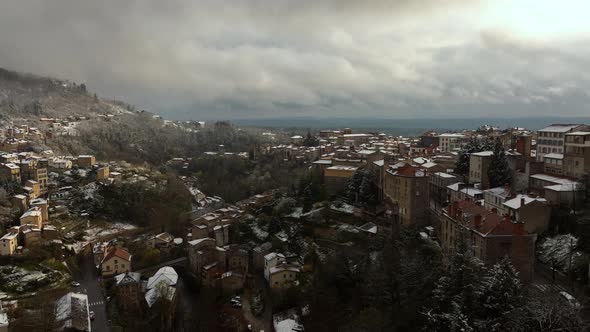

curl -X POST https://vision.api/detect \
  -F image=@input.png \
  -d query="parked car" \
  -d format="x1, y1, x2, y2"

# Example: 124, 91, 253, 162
90, 311, 95, 321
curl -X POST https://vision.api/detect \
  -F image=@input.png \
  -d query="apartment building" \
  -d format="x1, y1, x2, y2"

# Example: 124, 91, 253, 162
384, 164, 429, 226
438, 133, 466, 152
469, 151, 493, 189
543, 153, 563, 176
536, 124, 588, 162
563, 131, 590, 179
440, 199, 536, 282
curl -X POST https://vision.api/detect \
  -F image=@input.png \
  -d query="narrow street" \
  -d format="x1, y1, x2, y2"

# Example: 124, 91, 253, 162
241, 275, 272, 332
73, 254, 110, 332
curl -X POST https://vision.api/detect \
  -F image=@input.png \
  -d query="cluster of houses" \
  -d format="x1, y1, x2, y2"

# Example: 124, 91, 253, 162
186, 193, 302, 293
0, 150, 124, 257
302, 124, 590, 283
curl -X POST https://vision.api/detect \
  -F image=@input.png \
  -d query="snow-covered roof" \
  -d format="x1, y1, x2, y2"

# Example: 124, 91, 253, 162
434, 172, 456, 179
145, 285, 176, 308
413, 157, 429, 164
147, 266, 178, 290
471, 151, 494, 157
312, 159, 332, 165
20, 207, 41, 218
273, 309, 304, 332
264, 252, 278, 261
115, 272, 141, 286
326, 165, 358, 171
269, 264, 301, 274
539, 124, 583, 133
373, 160, 385, 167
503, 194, 547, 210
358, 222, 378, 234
0, 310, 7, 328
484, 187, 512, 197
545, 184, 581, 192
531, 173, 580, 186
439, 133, 465, 137
543, 153, 563, 160
55, 292, 90, 332
342, 133, 371, 137
460, 188, 483, 197
566, 131, 590, 136
447, 182, 462, 191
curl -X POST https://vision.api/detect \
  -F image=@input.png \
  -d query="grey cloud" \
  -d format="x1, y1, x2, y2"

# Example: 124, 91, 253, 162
0, 0, 588, 120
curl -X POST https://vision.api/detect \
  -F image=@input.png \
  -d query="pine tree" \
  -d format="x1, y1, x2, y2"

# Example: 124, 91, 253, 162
475, 257, 523, 331
358, 168, 377, 206
346, 169, 364, 202
455, 138, 482, 175
424, 228, 484, 331
303, 131, 319, 147
487, 139, 512, 188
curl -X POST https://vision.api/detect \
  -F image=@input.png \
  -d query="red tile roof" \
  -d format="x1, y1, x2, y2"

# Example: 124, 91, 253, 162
101, 247, 131, 263
454, 200, 526, 236
394, 164, 426, 177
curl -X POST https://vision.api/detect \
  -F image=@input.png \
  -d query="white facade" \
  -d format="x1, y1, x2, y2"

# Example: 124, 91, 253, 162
438, 133, 465, 152
536, 124, 587, 162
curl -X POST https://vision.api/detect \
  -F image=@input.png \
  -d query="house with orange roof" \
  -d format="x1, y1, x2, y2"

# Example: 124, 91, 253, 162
101, 247, 132, 277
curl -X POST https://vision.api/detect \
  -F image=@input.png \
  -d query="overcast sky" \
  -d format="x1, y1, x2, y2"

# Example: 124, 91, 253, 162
1, 0, 589, 120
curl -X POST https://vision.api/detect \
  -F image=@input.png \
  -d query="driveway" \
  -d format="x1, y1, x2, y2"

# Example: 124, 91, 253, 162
73, 254, 111, 332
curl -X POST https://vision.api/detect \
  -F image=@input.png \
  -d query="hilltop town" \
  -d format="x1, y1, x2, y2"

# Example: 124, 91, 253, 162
0, 97, 588, 332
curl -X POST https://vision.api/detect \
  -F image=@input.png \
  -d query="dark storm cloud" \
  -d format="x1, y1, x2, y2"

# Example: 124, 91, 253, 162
0, 0, 588, 119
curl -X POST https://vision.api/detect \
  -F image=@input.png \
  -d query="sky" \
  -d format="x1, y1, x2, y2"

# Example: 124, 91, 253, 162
1, 0, 590, 120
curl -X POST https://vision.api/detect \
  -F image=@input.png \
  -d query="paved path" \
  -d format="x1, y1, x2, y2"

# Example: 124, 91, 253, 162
74, 254, 110, 332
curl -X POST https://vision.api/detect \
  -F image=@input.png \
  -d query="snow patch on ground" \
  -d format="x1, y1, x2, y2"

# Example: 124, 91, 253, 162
330, 202, 355, 214
83, 223, 137, 241
250, 223, 269, 241
334, 222, 360, 234
287, 207, 303, 218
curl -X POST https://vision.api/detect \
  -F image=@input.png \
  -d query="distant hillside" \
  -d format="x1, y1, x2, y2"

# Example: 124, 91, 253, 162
0, 67, 131, 120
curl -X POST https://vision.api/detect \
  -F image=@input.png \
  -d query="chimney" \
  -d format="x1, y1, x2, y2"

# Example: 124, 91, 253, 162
474, 214, 482, 228
514, 222, 525, 235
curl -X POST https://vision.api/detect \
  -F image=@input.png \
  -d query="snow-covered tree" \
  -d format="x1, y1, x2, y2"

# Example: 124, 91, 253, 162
424, 228, 484, 330
475, 257, 523, 331
345, 168, 377, 206
487, 139, 512, 188
538, 234, 580, 272
455, 138, 494, 175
